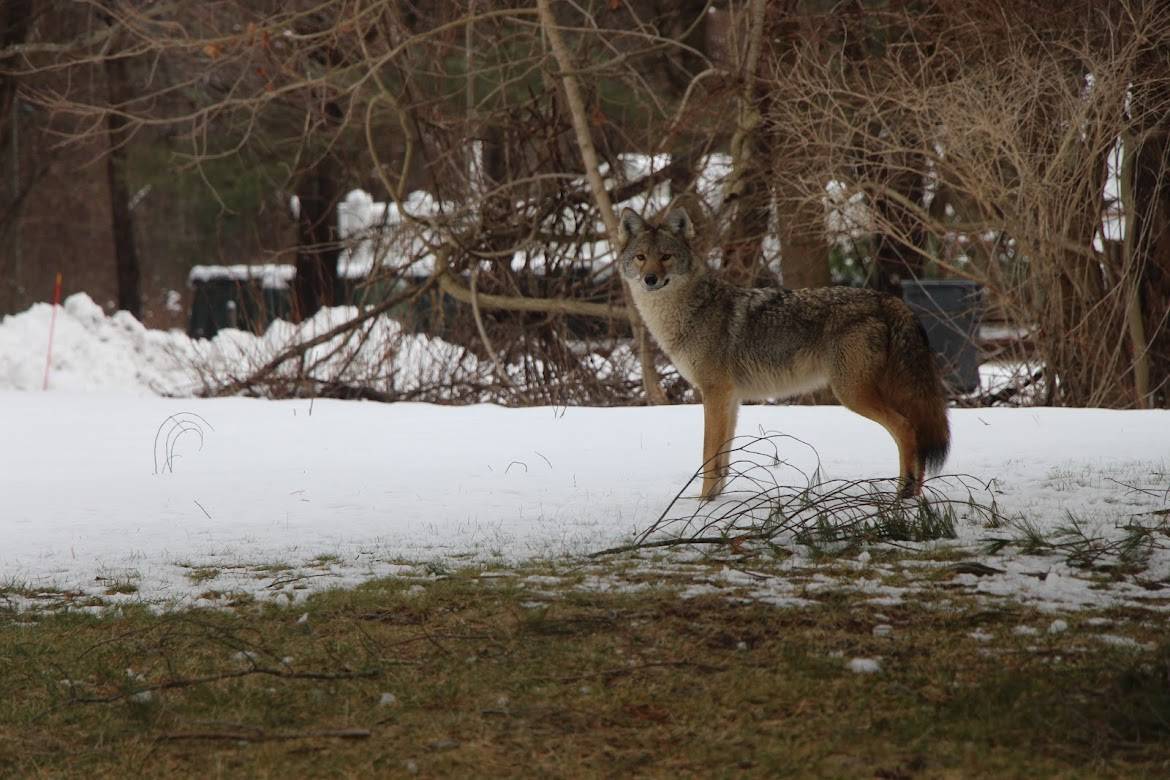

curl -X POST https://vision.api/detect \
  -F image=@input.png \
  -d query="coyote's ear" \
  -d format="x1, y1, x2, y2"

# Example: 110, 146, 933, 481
618, 208, 645, 245
665, 208, 695, 240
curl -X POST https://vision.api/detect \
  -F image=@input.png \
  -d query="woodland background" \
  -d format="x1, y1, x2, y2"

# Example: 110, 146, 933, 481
1, 0, 1168, 408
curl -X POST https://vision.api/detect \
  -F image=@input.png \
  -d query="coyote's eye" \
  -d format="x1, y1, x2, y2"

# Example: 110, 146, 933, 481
660, 254, 672, 263
635, 253, 645, 262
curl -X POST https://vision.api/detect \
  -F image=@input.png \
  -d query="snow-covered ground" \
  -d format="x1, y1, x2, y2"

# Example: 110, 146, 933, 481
4, 392, 1168, 612
1, 296, 1168, 614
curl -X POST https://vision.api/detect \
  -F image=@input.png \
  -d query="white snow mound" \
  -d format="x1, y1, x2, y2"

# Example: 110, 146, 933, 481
0, 294, 195, 395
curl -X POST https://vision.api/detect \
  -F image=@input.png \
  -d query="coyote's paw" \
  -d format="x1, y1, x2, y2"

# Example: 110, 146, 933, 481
698, 481, 724, 503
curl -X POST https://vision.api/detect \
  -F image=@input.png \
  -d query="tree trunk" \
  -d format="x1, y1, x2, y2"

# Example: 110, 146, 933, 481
657, 0, 708, 205
721, 0, 772, 285
1130, 43, 1170, 408
777, 196, 829, 289
104, 53, 141, 319
0, 0, 34, 311
722, 150, 772, 285
766, 0, 830, 290
0, 0, 34, 150
293, 160, 341, 321
868, 156, 926, 296
537, 0, 667, 404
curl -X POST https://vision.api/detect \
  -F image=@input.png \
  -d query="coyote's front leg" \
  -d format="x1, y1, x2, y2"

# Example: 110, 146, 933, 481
699, 383, 738, 500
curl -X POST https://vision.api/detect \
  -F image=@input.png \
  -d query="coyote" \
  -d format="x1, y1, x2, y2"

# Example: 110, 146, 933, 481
618, 207, 950, 500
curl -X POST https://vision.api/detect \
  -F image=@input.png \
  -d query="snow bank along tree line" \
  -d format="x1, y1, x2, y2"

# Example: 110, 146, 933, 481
2, 0, 1169, 408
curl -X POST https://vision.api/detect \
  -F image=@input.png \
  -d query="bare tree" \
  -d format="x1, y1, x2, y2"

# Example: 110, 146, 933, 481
763, 0, 1170, 407
0, 0, 33, 150
103, 29, 142, 318
0, 0, 36, 290
1128, 17, 1170, 407
6, 0, 1170, 409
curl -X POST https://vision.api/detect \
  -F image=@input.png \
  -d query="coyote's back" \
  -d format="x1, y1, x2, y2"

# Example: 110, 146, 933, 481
617, 207, 950, 499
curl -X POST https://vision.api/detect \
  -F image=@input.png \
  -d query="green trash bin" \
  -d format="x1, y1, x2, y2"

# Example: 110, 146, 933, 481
901, 279, 984, 393
187, 265, 295, 338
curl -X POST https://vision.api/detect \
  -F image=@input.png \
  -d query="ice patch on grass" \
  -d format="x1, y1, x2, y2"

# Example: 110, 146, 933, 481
949, 557, 1169, 613
522, 575, 563, 586
577, 575, 651, 594
847, 657, 882, 674
1095, 634, 1153, 651
680, 583, 723, 599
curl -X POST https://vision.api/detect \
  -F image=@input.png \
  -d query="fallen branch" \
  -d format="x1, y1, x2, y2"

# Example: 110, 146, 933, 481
70, 666, 381, 704
469, 262, 512, 385
537, 0, 666, 404
590, 433, 1008, 559
202, 258, 443, 398
531, 659, 727, 684
437, 252, 625, 319
157, 727, 371, 742
983, 367, 1045, 406
589, 535, 755, 558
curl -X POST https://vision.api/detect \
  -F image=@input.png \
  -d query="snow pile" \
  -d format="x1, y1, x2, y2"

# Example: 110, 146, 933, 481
0, 293, 477, 397
338, 153, 742, 280
695, 153, 733, 211
824, 180, 871, 245
337, 189, 456, 278
0, 294, 197, 395
190, 303, 481, 397
237, 144, 1131, 289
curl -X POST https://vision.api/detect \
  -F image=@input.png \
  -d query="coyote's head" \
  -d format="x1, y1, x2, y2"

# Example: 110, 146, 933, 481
617, 207, 697, 292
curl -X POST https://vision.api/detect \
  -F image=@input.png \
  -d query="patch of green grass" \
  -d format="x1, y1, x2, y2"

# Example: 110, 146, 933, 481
1, 558, 1168, 777
195, 589, 256, 607
250, 562, 295, 574
184, 567, 220, 585
0, 578, 83, 604
98, 576, 140, 596
310, 554, 342, 567
0, 578, 40, 599
794, 498, 958, 557
986, 509, 1170, 578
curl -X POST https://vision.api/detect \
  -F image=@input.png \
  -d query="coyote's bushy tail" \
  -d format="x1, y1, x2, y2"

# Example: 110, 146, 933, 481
914, 393, 951, 475
887, 311, 951, 475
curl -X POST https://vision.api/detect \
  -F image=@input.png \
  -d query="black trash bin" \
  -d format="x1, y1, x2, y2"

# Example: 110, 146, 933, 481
901, 279, 983, 393
187, 265, 295, 338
